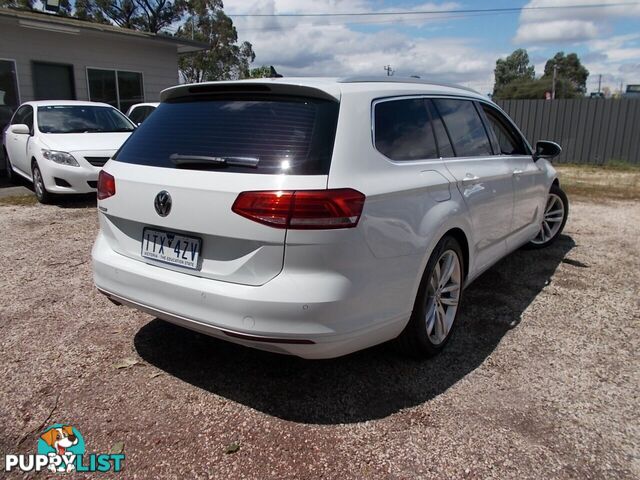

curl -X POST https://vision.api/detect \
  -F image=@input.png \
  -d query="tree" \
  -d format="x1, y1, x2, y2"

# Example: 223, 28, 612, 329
0, 0, 34, 9
93, 0, 140, 29
177, 6, 255, 82
0, 0, 72, 14
493, 49, 535, 97
494, 77, 578, 100
134, 0, 186, 33
75, 1, 188, 33
493, 50, 589, 99
542, 52, 589, 96
247, 65, 273, 78
75, 0, 109, 23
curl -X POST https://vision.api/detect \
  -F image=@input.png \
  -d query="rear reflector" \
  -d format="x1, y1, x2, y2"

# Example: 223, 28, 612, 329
232, 189, 365, 229
97, 170, 116, 200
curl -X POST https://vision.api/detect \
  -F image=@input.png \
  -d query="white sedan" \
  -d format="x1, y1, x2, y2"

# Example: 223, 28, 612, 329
2, 100, 135, 203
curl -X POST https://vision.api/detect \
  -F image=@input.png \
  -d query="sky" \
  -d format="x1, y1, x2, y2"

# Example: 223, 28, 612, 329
222, 0, 640, 94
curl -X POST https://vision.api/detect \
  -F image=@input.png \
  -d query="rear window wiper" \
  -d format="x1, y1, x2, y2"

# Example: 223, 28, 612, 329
169, 154, 259, 168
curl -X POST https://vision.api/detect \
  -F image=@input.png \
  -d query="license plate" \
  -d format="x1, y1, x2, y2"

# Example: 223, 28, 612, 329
141, 228, 202, 270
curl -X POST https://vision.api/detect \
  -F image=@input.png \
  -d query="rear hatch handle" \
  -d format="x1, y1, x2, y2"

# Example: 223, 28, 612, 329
170, 153, 259, 168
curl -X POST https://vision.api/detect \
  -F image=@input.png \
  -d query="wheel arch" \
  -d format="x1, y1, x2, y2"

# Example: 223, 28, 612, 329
443, 227, 469, 280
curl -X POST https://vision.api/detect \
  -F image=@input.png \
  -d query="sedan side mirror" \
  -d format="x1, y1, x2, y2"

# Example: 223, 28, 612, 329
533, 140, 562, 161
9, 124, 30, 135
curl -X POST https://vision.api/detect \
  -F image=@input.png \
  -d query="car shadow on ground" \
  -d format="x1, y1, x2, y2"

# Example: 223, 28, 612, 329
134, 235, 575, 424
54, 193, 97, 209
0, 174, 96, 208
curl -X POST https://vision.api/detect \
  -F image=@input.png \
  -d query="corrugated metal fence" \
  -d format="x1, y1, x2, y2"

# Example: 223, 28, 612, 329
495, 98, 640, 165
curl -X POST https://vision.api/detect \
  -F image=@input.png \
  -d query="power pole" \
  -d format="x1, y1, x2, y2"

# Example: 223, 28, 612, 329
384, 65, 394, 77
597, 74, 602, 94
551, 64, 558, 100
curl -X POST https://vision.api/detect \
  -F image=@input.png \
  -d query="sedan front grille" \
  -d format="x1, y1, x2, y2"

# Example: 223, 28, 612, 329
85, 157, 110, 167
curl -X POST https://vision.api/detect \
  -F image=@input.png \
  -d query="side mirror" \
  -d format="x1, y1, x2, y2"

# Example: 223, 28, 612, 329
533, 140, 562, 161
9, 124, 30, 135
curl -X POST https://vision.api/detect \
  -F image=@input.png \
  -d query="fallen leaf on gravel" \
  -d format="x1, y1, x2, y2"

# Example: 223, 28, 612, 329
149, 372, 163, 379
225, 442, 240, 454
110, 441, 125, 454
113, 358, 140, 369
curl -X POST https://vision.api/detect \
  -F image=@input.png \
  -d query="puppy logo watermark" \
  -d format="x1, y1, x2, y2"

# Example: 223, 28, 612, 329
5, 424, 124, 473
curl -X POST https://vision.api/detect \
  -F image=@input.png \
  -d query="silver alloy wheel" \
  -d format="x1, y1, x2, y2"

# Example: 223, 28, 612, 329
425, 249, 462, 345
33, 167, 44, 199
531, 193, 565, 245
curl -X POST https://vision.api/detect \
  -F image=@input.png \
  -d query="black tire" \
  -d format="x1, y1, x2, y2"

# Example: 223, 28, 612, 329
395, 235, 465, 358
3, 148, 15, 184
32, 161, 54, 204
524, 183, 569, 250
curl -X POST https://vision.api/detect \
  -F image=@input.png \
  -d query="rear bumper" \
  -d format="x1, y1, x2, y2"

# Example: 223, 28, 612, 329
92, 232, 405, 358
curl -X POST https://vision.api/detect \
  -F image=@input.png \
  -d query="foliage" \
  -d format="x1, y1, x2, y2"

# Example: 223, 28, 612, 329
5, 0, 257, 82
542, 52, 589, 96
71, 1, 184, 32
494, 77, 581, 100
493, 49, 535, 97
0, 0, 71, 15
247, 65, 273, 78
0, 0, 34, 9
177, 4, 255, 82
493, 49, 589, 99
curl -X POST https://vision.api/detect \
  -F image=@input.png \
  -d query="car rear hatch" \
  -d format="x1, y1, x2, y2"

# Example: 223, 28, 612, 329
97, 82, 340, 286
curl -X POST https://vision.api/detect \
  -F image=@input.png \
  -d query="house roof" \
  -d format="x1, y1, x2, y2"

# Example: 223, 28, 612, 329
0, 7, 209, 54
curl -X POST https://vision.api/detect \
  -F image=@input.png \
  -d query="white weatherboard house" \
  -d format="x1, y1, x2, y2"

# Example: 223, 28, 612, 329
0, 7, 208, 174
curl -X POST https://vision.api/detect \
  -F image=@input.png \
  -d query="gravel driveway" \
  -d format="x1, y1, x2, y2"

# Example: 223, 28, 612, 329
0, 197, 638, 479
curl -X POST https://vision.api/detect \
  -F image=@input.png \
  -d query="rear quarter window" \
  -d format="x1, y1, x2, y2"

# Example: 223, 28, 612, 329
114, 95, 339, 175
374, 98, 438, 161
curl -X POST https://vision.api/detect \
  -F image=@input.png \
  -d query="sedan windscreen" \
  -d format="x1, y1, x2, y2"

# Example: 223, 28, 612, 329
113, 95, 340, 175
38, 105, 135, 134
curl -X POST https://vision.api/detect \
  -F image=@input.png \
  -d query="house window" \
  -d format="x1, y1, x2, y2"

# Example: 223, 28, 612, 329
87, 68, 143, 112
0, 59, 20, 130
33, 62, 76, 101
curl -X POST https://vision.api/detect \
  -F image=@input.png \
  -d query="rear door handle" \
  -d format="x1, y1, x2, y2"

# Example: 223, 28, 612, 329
461, 174, 480, 185
513, 169, 523, 175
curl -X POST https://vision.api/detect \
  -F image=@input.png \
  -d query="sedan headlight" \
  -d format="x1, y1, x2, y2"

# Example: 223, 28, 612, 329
42, 149, 80, 167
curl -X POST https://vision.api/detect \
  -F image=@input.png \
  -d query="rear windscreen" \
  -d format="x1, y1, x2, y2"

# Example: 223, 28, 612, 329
114, 95, 339, 175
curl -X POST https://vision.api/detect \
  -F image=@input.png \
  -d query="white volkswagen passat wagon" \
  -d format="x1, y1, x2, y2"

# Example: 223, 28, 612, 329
92, 78, 568, 359
3, 101, 136, 203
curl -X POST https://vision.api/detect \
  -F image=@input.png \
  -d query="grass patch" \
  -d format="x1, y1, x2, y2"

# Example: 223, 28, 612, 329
556, 164, 640, 201
0, 194, 38, 206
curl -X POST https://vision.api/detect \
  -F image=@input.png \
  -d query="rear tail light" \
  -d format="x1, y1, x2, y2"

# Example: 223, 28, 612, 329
232, 189, 365, 229
97, 170, 116, 200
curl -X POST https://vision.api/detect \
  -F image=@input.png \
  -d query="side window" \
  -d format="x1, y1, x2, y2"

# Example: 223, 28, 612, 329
480, 104, 528, 155
129, 106, 154, 124
128, 106, 145, 124
432, 99, 492, 157
425, 99, 454, 158
11, 105, 28, 125
23, 107, 33, 131
374, 98, 438, 161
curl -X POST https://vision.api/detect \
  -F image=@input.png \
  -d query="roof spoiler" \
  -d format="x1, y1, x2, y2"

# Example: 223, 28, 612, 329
161, 81, 339, 102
